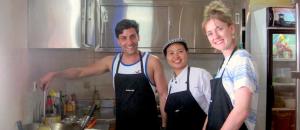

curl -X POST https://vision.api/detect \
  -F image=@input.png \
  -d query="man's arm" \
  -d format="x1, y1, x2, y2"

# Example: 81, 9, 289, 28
148, 55, 168, 128
39, 56, 114, 89
221, 87, 252, 130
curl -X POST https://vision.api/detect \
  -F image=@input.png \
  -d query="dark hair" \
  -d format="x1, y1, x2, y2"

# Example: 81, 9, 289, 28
163, 38, 188, 56
115, 19, 139, 38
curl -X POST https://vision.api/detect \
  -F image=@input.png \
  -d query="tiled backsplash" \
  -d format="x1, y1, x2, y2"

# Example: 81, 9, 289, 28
29, 49, 222, 121
30, 49, 221, 100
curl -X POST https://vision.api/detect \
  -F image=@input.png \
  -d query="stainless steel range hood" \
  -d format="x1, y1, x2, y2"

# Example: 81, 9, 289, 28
95, 0, 242, 53
28, 0, 242, 53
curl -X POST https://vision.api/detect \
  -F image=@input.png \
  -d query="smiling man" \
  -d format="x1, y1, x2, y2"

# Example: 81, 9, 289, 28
40, 19, 168, 130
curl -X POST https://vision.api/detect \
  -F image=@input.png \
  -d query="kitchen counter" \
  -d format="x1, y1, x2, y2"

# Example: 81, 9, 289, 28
94, 122, 109, 130
22, 118, 115, 130
94, 118, 115, 130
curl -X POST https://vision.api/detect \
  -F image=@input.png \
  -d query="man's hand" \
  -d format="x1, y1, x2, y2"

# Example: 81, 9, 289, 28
39, 71, 57, 90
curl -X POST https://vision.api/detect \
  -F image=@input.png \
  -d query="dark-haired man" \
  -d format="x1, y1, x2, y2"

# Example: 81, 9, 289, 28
40, 19, 167, 130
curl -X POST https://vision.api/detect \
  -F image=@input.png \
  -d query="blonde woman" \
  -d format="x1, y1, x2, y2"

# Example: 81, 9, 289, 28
202, 1, 259, 130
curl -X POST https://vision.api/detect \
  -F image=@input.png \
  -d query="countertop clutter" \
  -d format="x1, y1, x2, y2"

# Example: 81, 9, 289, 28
22, 119, 114, 130
19, 122, 110, 130
23, 88, 116, 130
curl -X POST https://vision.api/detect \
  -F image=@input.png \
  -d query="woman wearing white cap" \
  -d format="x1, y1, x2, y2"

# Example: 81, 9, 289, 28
163, 38, 212, 130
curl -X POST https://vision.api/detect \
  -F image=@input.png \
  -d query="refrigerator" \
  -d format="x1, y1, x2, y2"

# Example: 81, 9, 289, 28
267, 7, 296, 130
250, 2, 299, 130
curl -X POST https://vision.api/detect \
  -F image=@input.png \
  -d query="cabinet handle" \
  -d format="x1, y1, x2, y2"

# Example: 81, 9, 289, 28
82, 0, 95, 48
235, 12, 240, 25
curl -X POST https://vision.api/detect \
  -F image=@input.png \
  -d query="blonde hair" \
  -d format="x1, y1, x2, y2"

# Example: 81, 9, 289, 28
202, 0, 233, 31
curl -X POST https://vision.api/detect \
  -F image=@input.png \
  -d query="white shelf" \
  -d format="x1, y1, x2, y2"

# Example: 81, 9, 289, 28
273, 82, 296, 86
272, 107, 296, 111
267, 27, 295, 30
273, 58, 296, 62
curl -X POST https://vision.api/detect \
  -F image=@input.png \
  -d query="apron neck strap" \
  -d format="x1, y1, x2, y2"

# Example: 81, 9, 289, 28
116, 51, 143, 74
219, 47, 238, 77
139, 51, 144, 74
168, 66, 190, 94
186, 66, 190, 90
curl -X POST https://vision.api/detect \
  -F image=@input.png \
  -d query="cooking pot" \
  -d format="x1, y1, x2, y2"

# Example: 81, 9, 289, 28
23, 123, 40, 130
50, 123, 82, 130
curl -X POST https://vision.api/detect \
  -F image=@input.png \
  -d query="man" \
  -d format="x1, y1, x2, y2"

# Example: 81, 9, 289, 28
40, 19, 167, 130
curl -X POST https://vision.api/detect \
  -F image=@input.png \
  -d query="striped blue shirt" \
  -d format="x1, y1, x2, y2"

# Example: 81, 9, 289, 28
215, 49, 259, 130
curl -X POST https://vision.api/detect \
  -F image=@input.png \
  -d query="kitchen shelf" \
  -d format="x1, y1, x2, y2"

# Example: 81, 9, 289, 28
272, 107, 296, 130
273, 58, 296, 62
272, 107, 296, 111
267, 27, 296, 30
273, 82, 296, 86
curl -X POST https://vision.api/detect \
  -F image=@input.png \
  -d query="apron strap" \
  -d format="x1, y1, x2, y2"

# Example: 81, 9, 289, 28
116, 51, 143, 74
168, 66, 191, 94
138, 51, 144, 74
116, 53, 122, 74
219, 47, 238, 77
186, 66, 190, 90
168, 85, 172, 94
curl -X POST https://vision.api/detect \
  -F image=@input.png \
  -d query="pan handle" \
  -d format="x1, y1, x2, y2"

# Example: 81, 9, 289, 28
80, 104, 97, 129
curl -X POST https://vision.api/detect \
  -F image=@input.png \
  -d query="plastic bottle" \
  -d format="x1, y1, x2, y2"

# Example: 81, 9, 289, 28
66, 95, 73, 116
59, 91, 65, 119
46, 96, 53, 116
71, 93, 77, 115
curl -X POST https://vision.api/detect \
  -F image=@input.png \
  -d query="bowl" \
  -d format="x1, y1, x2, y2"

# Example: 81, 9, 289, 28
50, 123, 82, 130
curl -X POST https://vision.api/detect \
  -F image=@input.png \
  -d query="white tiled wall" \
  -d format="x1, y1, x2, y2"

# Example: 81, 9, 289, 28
29, 50, 221, 101
27, 48, 269, 130
0, 0, 29, 129
26, 50, 222, 124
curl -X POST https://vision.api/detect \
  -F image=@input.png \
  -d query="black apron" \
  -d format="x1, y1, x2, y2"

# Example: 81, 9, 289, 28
165, 66, 207, 130
206, 49, 248, 130
114, 52, 160, 130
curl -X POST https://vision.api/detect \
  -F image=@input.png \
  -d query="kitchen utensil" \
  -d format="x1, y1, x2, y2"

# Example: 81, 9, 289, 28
16, 120, 24, 130
81, 104, 97, 129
